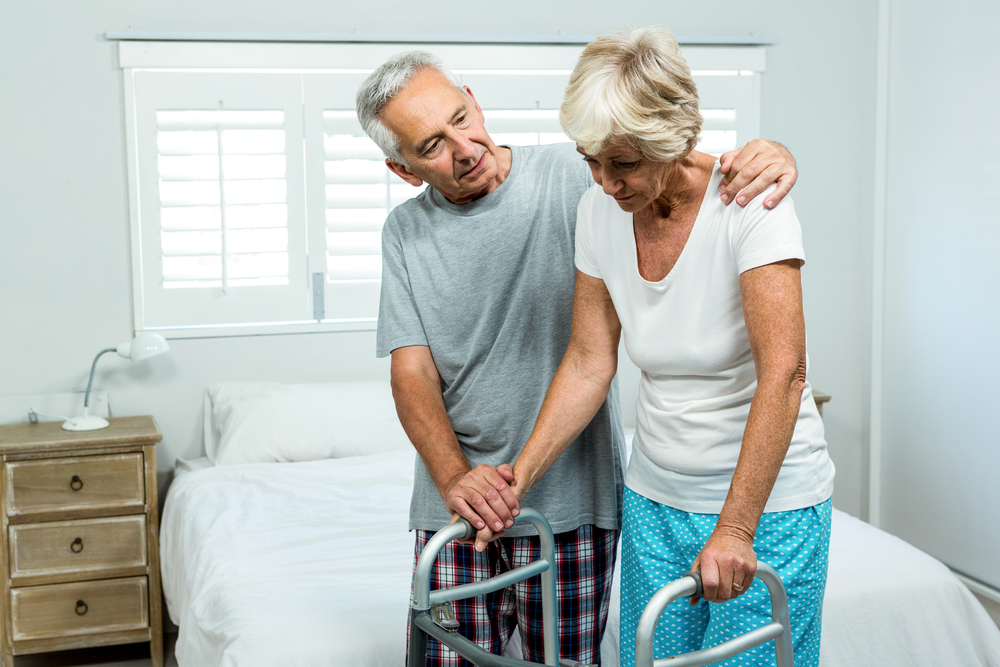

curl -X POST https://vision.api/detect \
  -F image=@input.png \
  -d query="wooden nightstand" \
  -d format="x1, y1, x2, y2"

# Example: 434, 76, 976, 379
0, 416, 163, 667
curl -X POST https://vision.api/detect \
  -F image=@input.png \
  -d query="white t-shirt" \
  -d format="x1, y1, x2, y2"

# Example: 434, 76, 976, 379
575, 165, 835, 514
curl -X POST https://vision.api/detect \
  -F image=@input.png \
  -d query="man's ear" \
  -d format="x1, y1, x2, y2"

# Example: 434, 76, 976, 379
386, 159, 425, 187
463, 85, 486, 123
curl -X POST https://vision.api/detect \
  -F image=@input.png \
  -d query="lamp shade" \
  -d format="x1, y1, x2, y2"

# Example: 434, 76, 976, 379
117, 332, 170, 362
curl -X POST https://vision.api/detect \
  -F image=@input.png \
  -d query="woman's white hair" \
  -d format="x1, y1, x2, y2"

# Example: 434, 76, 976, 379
560, 27, 702, 163
355, 51, 461, 165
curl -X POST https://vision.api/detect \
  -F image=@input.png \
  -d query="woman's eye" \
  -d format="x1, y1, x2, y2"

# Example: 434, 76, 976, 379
616, 161, 638, 169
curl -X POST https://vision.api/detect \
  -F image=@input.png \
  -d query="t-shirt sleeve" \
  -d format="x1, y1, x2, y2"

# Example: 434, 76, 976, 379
375, 217, 429, 358
574, 186, 603, 279
732, 186, 806, 274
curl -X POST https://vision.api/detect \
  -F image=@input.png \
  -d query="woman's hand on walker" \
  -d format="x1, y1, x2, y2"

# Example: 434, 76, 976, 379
690, 527, 757, 605
445, 464, 519, 551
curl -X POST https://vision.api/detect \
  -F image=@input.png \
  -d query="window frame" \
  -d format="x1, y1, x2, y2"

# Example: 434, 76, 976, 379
120, 41, 766, 339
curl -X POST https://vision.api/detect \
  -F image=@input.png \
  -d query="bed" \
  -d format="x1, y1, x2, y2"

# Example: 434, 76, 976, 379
160, 381, 1000, 666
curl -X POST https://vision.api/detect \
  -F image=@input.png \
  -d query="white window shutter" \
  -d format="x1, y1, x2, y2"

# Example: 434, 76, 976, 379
133, 72, 307, 329
304, 74, 427, 322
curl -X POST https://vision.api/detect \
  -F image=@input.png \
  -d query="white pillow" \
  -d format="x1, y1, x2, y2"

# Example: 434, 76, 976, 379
205, 381, 411, 465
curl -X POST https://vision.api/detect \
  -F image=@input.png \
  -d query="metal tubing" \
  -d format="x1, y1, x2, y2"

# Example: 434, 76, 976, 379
651, 624, 784, 667
412, 521, 474, 611
754, 563, 794, 667
429, 559, 550, 606
634, 562, 795, 667
407, 611, 428, 667
409, 508, 559, 666
413, 611, 534, 667
516, 509, 558, 666
84, 348, 117, 408
635, 578, 700, 667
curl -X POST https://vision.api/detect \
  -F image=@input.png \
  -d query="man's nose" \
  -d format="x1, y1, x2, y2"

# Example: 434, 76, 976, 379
451, 132, 477, 162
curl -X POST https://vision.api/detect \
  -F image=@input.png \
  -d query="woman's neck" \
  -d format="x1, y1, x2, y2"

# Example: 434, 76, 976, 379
648, 151, 717, 220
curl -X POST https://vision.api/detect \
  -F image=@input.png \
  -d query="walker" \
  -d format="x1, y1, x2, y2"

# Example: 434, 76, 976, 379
408, 508, 795, 667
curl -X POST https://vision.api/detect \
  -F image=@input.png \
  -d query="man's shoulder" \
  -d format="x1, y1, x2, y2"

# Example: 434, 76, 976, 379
509, 143, 591, 200
515, 142, 583, 169
384, 187, 436, 233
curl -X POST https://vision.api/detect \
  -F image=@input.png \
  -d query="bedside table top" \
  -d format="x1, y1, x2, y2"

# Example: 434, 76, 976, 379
0, 416, 162, 455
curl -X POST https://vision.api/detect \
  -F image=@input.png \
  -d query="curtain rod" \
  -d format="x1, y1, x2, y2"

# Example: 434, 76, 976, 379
105, 31, 776, 47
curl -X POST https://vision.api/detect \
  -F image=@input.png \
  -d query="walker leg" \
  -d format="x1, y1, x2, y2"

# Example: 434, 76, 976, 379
408, 611, 428, 667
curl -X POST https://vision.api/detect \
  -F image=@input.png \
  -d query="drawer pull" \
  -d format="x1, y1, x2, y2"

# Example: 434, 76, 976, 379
75, 600, 88, 616
70, 475, 84, 491
70, 537, 84, 553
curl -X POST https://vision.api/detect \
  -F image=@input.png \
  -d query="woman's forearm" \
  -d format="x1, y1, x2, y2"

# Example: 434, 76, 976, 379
511, 344, 617, 499
718, 259, 808, 542
717, 362, 806, 541
510, 271, 622, 501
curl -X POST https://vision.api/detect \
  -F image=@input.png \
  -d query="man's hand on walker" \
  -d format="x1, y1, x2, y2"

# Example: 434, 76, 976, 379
444, 464, 519, 551
718, 139, 797, 210
690, 527, 757, 605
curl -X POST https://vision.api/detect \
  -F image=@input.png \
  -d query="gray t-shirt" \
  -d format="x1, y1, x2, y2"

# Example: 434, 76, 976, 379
376, 143, 625, 537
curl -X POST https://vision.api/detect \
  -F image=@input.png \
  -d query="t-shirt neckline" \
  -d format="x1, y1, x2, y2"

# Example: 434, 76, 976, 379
630, 163, 724, 287
427, 145, 521, 217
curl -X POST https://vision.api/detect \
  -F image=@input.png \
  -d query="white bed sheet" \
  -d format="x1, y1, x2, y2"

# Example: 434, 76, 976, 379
162, 450, 1000, 667
161, 451, 418, 667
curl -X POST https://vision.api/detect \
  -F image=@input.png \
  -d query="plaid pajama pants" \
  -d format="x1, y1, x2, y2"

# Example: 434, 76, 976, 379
408, 524, 619, 666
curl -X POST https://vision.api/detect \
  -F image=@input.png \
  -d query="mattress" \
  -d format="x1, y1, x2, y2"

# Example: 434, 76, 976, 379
161, 449, 1000, 666
161, 451, 417, 667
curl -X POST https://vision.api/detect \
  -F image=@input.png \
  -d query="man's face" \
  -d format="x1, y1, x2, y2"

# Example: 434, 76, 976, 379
381, 68, 505, 205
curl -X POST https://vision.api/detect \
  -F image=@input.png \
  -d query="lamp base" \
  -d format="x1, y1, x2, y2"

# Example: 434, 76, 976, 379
62, 416, 110, 431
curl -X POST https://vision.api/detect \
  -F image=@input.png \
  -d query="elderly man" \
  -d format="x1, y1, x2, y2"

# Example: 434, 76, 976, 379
355, 51, 797, 666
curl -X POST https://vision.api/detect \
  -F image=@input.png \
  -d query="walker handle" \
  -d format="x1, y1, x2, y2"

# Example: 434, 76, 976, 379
634, 563, 794, 667
410, 508, 560, 666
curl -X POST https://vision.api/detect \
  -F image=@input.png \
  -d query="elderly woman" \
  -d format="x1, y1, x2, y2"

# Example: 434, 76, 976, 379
508, 27, 835, 667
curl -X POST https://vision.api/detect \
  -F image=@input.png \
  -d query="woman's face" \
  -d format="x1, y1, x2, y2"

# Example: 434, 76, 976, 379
578, 140, 674, 213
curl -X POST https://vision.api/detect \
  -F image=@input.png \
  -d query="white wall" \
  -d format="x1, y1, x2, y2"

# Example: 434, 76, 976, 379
878, 0, 1000, 589
0, 1, 877, 517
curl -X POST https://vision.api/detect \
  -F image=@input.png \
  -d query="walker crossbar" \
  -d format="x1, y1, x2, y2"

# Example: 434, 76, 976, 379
429, 559, 551, 607
634, 562, 795, 667
409, 508, 561, 667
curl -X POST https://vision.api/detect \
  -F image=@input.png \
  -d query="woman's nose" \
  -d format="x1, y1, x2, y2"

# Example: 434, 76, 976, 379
601, 174, 622, 196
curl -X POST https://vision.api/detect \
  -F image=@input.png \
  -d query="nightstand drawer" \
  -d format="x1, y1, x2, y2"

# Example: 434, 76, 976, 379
9, 516, 148, 579
5, 454, 144, 517
10, 576, 149, 641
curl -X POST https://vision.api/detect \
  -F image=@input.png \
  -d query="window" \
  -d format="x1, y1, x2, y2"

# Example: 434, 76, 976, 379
156, 110, 290, 290
121, 42, 765, 337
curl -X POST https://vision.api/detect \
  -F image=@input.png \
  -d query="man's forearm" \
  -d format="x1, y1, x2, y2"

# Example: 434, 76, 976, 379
391, 361, 469, 500
391, 347, 521, 548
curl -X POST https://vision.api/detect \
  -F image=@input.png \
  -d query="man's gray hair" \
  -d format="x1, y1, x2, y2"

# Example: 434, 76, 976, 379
355, 51, 462, 165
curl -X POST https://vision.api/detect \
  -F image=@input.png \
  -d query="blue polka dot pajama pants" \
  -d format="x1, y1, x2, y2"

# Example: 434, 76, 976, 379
619, 487, 832, 666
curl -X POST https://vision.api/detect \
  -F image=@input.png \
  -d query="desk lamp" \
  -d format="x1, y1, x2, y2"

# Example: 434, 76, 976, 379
62, 332, 170, 431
